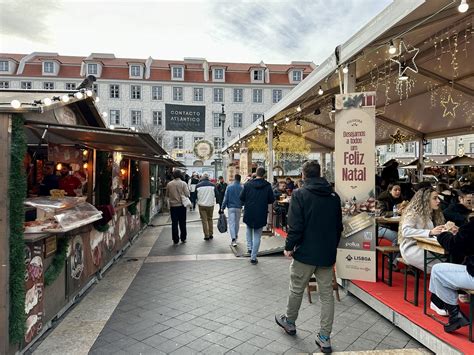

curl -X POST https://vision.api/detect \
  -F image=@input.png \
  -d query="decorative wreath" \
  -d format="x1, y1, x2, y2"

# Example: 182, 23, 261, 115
193, 139, 214, 160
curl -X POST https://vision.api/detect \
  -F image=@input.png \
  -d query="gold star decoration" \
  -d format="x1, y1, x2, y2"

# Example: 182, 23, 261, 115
390, 129, 408, 145
390, 40, 419, 77
440, 94, 459, 119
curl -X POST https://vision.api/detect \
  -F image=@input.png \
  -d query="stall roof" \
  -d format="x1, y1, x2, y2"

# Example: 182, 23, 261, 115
25, 120, 168, 157
122, 154, 184, 167
442, 154, 474, 166
224, 0, 474, 153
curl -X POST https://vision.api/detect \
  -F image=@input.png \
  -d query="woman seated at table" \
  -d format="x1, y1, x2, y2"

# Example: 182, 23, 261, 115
429, 218, 474, 334
377, 184, 405, 244
443, 189, 472, 227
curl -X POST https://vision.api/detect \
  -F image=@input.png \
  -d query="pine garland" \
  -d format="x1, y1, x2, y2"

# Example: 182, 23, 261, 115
44, 237, 68, 286
9, 114, 26, 344
140, 198, 151, 225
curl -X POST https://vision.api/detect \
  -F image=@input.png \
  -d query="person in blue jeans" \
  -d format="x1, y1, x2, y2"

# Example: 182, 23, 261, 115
221, 174, 243, 247
240, 167, 274, 264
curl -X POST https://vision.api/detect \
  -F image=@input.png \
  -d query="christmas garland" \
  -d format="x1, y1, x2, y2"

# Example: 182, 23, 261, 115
44, 237, 68, 286
193, 139, 214, 160
140, 198, 151, 225
9, 114, 26, 344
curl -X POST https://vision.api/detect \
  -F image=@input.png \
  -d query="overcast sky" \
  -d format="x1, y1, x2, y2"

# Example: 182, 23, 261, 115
0, 0, 392, 64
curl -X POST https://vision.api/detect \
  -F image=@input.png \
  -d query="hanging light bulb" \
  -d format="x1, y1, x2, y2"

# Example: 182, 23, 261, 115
296, 105, 302, 112
61, 94, 70, 103
273, 122, 277, 127
318, 86, 324, 95
85, 89, 93, 97
83, 162, 88, 169
10, 100, 21, 109
56, 163, 62, 171
458, 0, 469, 12
74, 91, 84, 99
342, 65, 349, 74
43, 97, 52, 106
285, 116, 290, 122
388, 40, 397, 55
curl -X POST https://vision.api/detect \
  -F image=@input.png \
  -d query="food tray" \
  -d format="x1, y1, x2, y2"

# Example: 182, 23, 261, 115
42, 214, 102, 233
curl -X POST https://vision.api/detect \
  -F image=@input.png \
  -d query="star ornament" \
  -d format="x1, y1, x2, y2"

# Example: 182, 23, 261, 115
440, 94, 459, 119
390, 40, 419, 77
390, 129, 408, 145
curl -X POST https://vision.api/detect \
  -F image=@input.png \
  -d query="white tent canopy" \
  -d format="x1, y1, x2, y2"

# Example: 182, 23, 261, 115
223, 0, 473, 154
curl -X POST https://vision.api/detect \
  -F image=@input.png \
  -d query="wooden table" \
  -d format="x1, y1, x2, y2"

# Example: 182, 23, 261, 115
414, 236, 449, 315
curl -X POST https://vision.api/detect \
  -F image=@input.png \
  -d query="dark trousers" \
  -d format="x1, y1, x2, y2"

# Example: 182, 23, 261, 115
170, 206, 187, 242
190, 191, 197, 209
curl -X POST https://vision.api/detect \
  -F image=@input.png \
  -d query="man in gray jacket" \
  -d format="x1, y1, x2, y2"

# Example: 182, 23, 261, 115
166, 170, 190, 244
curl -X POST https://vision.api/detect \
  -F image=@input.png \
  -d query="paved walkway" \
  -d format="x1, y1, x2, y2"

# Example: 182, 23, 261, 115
32, 210, 430, 354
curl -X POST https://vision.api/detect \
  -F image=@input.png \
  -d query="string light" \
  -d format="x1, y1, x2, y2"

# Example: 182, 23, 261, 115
296, 105, 302, 112
318, 86, 324, 95
102, 111, 108, 118
10, 100, 21, 109
74, 91, 84, 99
85, 89, 93, 97
61, 94, 70, 103
342, 65, 349, 74
95, 97, 100, 103
458, 0, 468, 12
273, 122, 277, 127
285, 116, 290, 122
43, 98, 52, 106
388, 40, 397, 55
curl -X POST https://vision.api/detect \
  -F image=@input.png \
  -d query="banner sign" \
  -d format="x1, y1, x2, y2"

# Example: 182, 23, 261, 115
165, 104, 205, 132
335, 92, 376, 282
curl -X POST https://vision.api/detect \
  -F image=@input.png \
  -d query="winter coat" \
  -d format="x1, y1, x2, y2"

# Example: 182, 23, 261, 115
437, 219, 474, 275
216, 182, 228, 204
399, 215, 435, 271
222, 182, 243, 209
240, 178, 274, 228
377, 191, 404, 231
443, 203, 471, 227
285, 177, 343, 267
196, 178, 217, 207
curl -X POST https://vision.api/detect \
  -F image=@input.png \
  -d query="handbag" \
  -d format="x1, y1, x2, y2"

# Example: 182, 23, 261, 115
217, 211, 228, 233
181, 195, 192, 208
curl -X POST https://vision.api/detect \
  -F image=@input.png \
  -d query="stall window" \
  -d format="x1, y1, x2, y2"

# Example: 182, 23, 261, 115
152, 111, 163, 126
233, 113, 243, 128
65, 82, 76, 90
193, 87, 203, 102
131, 110, 142, 126
152, 86, 162, 100
173, 136, 184, 149
272, 89, 282, 103
213, 88, 224, 103
110, 84, 120, 98
131, 85, 141, 100
0, 81, 10, 89
233, 88, 243, 103
110, 110, 120, 125
173, 87, 183, 101
21, 81, 32, 90
253, 89, 263, 103
43, 82, 54, 90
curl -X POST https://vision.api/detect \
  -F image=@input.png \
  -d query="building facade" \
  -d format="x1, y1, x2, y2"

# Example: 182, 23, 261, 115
0, 52, 315, 177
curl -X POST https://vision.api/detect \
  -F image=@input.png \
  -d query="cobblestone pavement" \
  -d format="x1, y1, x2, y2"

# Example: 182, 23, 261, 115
87, 210, 428, 354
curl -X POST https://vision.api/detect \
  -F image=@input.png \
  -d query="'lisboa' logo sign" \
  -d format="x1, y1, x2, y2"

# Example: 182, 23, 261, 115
193, 140, 214, 160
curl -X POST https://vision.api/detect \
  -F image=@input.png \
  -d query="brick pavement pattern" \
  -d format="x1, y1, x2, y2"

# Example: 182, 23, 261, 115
90, 214, 427, 354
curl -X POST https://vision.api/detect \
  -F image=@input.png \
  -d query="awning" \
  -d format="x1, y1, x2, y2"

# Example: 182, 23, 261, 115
122, 153, 184, 167
441, 154, 474, 166
24, 120, 167, 158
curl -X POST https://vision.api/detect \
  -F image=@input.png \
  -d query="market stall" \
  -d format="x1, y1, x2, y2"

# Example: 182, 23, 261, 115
0, 90, 174, 354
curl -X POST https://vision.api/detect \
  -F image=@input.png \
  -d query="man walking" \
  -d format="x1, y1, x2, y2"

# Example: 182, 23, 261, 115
196, 173, 217, 240
166, 170, 190, 244
221, 174, 243, 247
275, 161, 343, 354
216, 176, 228, 210
240, 167, 274, 264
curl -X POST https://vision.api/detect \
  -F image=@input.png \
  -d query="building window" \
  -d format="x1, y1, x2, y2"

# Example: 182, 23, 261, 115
87, 63, 98, 75
43, 82, 54, 90
151, 86, 162, 100
152, 111, 163, 126
110, 110, 120, 125
65, 83, 76, 90
470, 142, 474, 153
194, 136, 203, 142
173, 136, 184, 149
172, 67, 183, 80
252, 89, 263, 103
213, 68, 224, 80
0, 61, 9, 72
404, 142, 414, 153
292, 70, 302, 82
214, 137, 223, 149
253, 70, 263, 81
130, 65, 141, 77
253, 113, 263, 122
110, 84, 120, 98
193, 87, 203, 102
131, 110, 142, 125
272, 89, 282, 103
173, 87, 183, 101
233, 113, 243, 128
0, 81, 9, 89
213, 112, 220, 128
387, 144, 395, 153
131, 85, 141, 100
424, 140, 432, 154
43, 61, 54, 74
213, 88, 224, 103
93, 83, 98, 95
21, 81, 32, 90
233, 88, 243, 103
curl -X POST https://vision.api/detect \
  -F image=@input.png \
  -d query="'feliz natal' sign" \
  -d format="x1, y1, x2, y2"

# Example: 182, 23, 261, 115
335, 92, 376, 282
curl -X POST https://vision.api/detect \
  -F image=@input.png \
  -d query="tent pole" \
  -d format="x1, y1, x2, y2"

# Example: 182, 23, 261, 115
344, 62, 357, 94
267, 124, 273, 181
418, 138, 425, 182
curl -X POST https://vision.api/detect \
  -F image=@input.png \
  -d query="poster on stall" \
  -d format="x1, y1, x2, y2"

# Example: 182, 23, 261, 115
334, 92, 376, 282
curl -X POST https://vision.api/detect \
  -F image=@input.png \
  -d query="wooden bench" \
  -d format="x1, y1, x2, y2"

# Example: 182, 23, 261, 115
461, 288, 474, 342
307, 268, 340, 303
397, 257, 421, 306
376, 245, 400, 286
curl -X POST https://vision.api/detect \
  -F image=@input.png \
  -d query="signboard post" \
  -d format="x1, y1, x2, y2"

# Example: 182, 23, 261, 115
335, 92, 376, 282
165, 104, 205, 132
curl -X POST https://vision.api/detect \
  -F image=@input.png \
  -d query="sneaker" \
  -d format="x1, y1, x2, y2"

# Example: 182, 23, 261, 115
204, 237, 210, 241
315, 333, 332, 353
231, 240, 237, 247
250, 259, 258, 265
173, 241, 179, 245
275, 314, 296, 335
458, 294, 470, 303
430, 301, 448, 316
209, 235, 214, 239
181, 239, 186, 244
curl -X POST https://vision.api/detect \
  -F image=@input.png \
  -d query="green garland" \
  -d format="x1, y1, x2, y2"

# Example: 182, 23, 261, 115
44, 237, 68, 286
127, 200, 138, 215
93, 223, 109, 232
140, 198, 151, 225
9, 114, 26, 344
